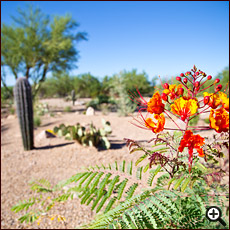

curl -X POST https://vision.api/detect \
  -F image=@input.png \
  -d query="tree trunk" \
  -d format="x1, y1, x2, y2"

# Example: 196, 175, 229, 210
25, 67, 30, 79
32, 65, 48, 99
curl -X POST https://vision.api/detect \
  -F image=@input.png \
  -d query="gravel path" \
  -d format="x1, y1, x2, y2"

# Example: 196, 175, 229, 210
1, 98, 224, 229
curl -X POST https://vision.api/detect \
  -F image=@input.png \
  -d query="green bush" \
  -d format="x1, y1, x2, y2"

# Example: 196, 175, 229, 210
64, 106, 72, 112
109, 74, 137, 116
188, 114, 200, 126
86, 95, 116, 110
1, 86, 14, 107
10, 107, 15, 115
204, 118, 210, 124
33, 116, 41, 127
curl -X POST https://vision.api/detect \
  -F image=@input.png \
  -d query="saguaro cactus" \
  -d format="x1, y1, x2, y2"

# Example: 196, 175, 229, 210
71, 89, 76, 105
14, 77, 34, 150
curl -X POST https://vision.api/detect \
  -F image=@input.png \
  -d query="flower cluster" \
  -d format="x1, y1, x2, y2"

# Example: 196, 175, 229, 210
130, 65, 229, 172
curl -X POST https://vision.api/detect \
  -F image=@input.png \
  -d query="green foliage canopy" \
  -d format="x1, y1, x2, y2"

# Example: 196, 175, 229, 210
1, 4, 87, 97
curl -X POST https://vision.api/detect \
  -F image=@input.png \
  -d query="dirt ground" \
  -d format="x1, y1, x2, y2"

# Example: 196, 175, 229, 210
1, 98, 226, 229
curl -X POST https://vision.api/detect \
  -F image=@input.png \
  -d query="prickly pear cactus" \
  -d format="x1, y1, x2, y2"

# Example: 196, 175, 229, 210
71, 90, 76, 105
53, 119, 112, 149
14, 77, 34, 150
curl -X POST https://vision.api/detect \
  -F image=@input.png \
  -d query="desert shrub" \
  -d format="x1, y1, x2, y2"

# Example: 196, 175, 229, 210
86, 95, 116, 110
109, 74, 137, 116
73, 73, 102, 98
64, 106, 72, 112
188, 114, 200, 126
204, 118, 210, 124
10, 107, 15, 115
33, 116, 41, 127
11, 66, 229, 229
1, 86, 14, 107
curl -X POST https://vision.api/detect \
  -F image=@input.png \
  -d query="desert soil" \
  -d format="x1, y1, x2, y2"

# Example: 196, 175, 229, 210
1, 98, 225, 229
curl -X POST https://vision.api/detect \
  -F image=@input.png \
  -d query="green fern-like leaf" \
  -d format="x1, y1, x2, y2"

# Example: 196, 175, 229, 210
125, 183, 138, 200
127, 161, 133, 176
136, 167, 143, 180
117, 178, 128, 200
147, 165, 162, 186
135, 154, 148, 166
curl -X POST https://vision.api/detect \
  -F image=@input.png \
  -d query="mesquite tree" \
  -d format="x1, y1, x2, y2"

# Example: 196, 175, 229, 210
1, 4, 87, 98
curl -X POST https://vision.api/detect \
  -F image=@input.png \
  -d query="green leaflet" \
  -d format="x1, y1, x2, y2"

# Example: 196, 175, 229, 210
117, 179, 128, 200
195, 162, 208, 173
181, 176, 191, 192
81, 190, 92, 204
130, 147, 143, 154
125, 183, 138, 200
143, 163, 150, 173
96, 195, 109, 213
136, 167, 143, 180
139, 201, 157, 228
174, 176, 185, 190
83, 172, 98, 190
127, 161, 133, 176
151, 146, 169, 153
97, 173, 112, 197
114, 161, 118, 171
104, 197, 117, 213
92, 190, 107, 210
79, 172, 93, 188
122, 213, 137, 229
167, 177, 176, 190
107, 175, 120, 197
135, 154, 148, 166
90, 172, 104, 193
120, 160, 126, 173
11, 198, 35, 213
147, 165, 162, 186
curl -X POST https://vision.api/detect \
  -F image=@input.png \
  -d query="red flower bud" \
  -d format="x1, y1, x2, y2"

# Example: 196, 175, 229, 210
196, 72, 199, 76
195, 81, 200, 87
183, 78, 188, 84
215, 78, 220, 83
163, 83, 169, 89
207, 75, 212, 80
204, 96, 210, 105
161, 93, 168, 101
178, 88, 184, 95
176, 76, 181, 81
216, 84, 222, 91
181, 114, 187, 121
180, 73, 184, 77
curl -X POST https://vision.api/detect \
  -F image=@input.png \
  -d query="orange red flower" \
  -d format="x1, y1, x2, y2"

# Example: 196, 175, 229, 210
178, 130, 205, 172
203, 92, 221, 109
147, 91, 165, 115
144, 113, 165, 133
163, 84, 184, 100
209, 108, 229, 133
218, 92, 229, 112
171, 97, 198, 121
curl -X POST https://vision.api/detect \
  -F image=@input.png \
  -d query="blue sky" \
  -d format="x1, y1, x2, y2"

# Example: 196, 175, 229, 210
1, 1, 229, 86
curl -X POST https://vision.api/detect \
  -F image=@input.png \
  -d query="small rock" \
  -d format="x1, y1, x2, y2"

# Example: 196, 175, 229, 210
86, 107, 95, 116
36, 130, 56, 142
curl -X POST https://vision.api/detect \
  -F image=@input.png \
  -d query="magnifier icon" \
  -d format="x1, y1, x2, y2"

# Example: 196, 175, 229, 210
206, 206, 226, 227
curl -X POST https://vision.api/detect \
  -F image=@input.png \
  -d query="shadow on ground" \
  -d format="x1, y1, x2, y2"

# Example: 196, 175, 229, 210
35, 142, 74, 150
